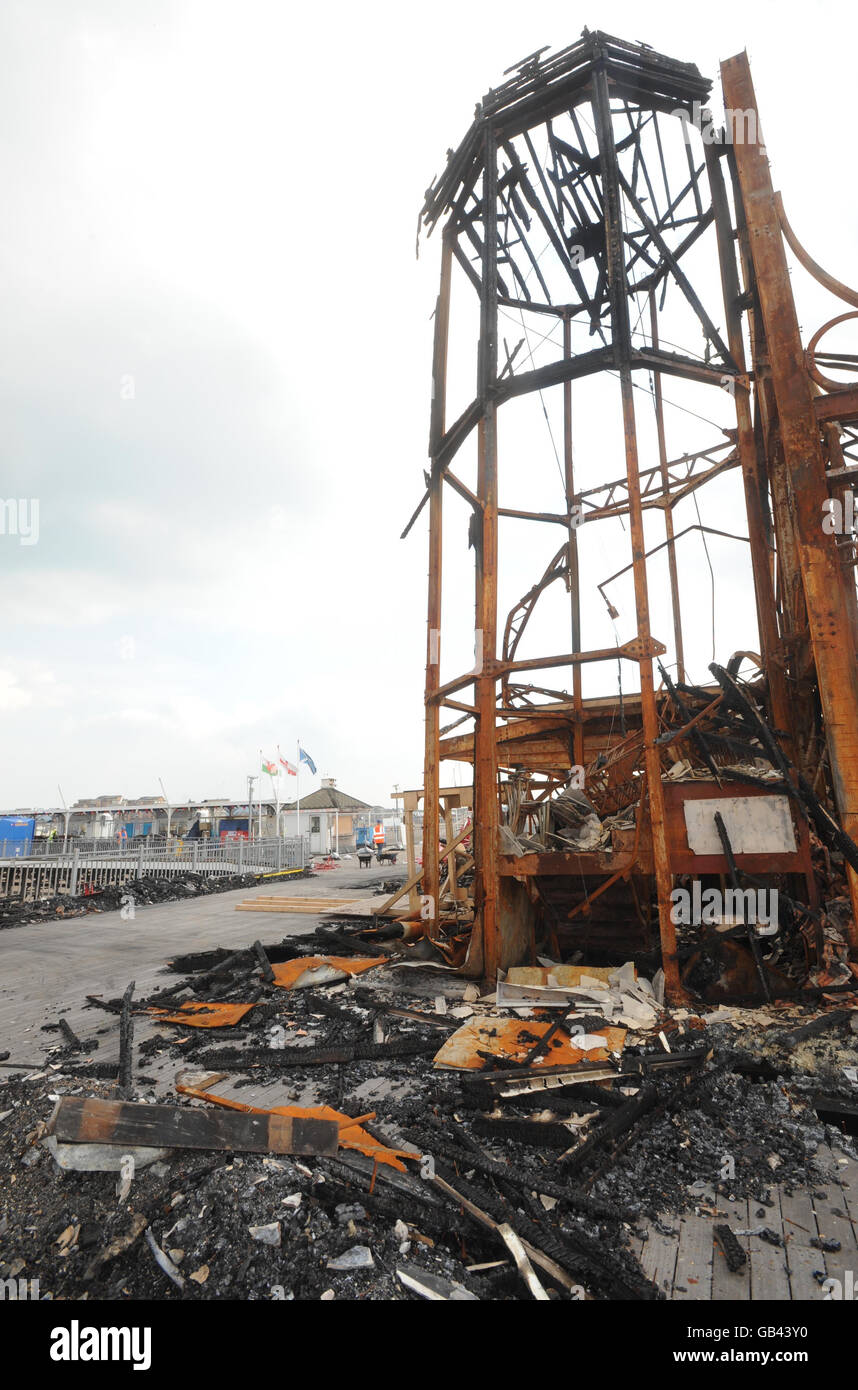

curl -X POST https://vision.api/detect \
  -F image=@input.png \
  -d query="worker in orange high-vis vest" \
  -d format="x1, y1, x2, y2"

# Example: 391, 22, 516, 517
372, 821, 385, 852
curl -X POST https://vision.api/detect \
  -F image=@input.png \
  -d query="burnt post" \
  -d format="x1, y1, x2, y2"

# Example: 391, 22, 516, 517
591, 55, 680, 999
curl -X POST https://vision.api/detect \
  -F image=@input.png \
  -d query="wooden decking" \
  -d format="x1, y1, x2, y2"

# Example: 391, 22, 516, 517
631, 1141, 858, 1299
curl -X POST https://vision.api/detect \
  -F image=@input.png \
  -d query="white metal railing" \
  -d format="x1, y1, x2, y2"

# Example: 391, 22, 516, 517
2, 835, 306, 863
0, 835, 309, 902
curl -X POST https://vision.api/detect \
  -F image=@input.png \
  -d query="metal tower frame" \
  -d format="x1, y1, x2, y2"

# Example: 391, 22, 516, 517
411, 32, 858, 996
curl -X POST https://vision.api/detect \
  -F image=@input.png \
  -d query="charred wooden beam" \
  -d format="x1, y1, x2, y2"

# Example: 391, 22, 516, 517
118, 980, 135, 1098
48, 1096, 338, 1156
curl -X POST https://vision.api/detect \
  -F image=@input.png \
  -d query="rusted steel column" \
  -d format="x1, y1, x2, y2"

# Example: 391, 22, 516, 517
704, 139, 790, 742
592, 60, 681, 999
727, 147, 805, 658
822, 418, 858, 644
422, 235, 452, 937
769, 437, 816, 767
403, 797, 419, 913
648, 292, 686, 684
722, 52, 858, 948
729, 143, 820, 771
731, 130, 824, 770
473, 127, 501, 983
563, 311, 585, 765
443, 797, 462, 902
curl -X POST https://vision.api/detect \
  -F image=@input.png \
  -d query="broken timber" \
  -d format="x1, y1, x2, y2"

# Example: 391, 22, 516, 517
47, 1097, 339, 1156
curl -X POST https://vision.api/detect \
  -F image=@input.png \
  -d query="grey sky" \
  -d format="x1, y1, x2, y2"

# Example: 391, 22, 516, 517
1, 0, 854, 809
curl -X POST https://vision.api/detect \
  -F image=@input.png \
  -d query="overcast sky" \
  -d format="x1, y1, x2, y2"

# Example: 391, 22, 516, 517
1, 0, 855, 811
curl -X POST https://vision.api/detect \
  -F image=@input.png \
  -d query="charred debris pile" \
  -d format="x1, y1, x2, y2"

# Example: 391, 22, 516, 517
0, 870, 313, 933
402, 662, 858, 1003
2, 913, 857, 1302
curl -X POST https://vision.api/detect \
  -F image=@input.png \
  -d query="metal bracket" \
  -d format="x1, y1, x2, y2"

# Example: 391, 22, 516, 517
619, 636, 667, 661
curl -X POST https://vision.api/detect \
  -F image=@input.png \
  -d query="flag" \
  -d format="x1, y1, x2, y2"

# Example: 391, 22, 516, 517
279, 756, 297, 776
262, 759, 278, 776
299, 746, 317, 775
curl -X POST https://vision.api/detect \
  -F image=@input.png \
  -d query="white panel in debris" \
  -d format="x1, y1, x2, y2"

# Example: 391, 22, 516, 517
683, 795, 796, 855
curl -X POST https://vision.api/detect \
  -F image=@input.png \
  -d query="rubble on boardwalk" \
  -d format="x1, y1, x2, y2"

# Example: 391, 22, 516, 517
3, 28, 858, 1312
2, 915, 857, 1302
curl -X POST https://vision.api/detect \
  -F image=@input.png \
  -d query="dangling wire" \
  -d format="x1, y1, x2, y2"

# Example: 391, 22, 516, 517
692, 488, 716, 662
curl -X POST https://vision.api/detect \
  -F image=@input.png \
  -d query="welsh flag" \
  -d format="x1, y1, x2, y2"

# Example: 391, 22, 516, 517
262, 759, 278, 776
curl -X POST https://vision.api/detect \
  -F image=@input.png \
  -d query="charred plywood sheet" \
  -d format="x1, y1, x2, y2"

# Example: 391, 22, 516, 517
683, 795, 796, 856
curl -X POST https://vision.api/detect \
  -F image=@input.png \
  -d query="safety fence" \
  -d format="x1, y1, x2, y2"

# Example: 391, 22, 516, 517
0, 836, 309, 903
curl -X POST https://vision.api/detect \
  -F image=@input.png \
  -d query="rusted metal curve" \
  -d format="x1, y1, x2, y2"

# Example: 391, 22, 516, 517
806, 310, 858, 393
775, 192, 858, 311
502, 543, 570, 668
726, 650, 763, 676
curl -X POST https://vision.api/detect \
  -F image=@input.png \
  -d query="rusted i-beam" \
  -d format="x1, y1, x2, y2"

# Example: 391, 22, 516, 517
592, 57, 681, 1000
703, 137, 791, 744
472, 127, 501, 982
722, 51, 858, 949
649, 292, 686, 683
563, 311, 585, 765
423, 235, 453, 939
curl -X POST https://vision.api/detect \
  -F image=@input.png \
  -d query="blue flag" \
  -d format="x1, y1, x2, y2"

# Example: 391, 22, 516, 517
299, 746, 317, 775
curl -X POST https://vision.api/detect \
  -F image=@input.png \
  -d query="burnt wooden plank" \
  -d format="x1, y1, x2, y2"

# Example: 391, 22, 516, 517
711, 1199, 750, 1301
811, 1178, 858, 1254
673, 1215, 714, 1300
118, 980, 135, 1097
58, 1018, 83, 1051
831, 1148, 858, 1210
48, 1096, 338, 1156
779, 1009, 853, 1048
252, 940, 275, 984
748, 1235, 791, 1300
822, 1143, 858, 1251
779, 1185, 818, 1245
638, 1217, 678, 1296
786, 1240, 826, 1301
820, 1238, 855, 1294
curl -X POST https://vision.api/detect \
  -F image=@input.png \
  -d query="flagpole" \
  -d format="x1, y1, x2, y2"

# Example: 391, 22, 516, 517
268, 768, 278, 838
296, 740, 301, 846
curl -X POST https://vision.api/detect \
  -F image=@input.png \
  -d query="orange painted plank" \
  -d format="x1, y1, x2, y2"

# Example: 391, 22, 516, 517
175, 1084, 409, 1170
147, 1001, 256, 1028
270, 956, 388, 989
433, 1016, 626, 1070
